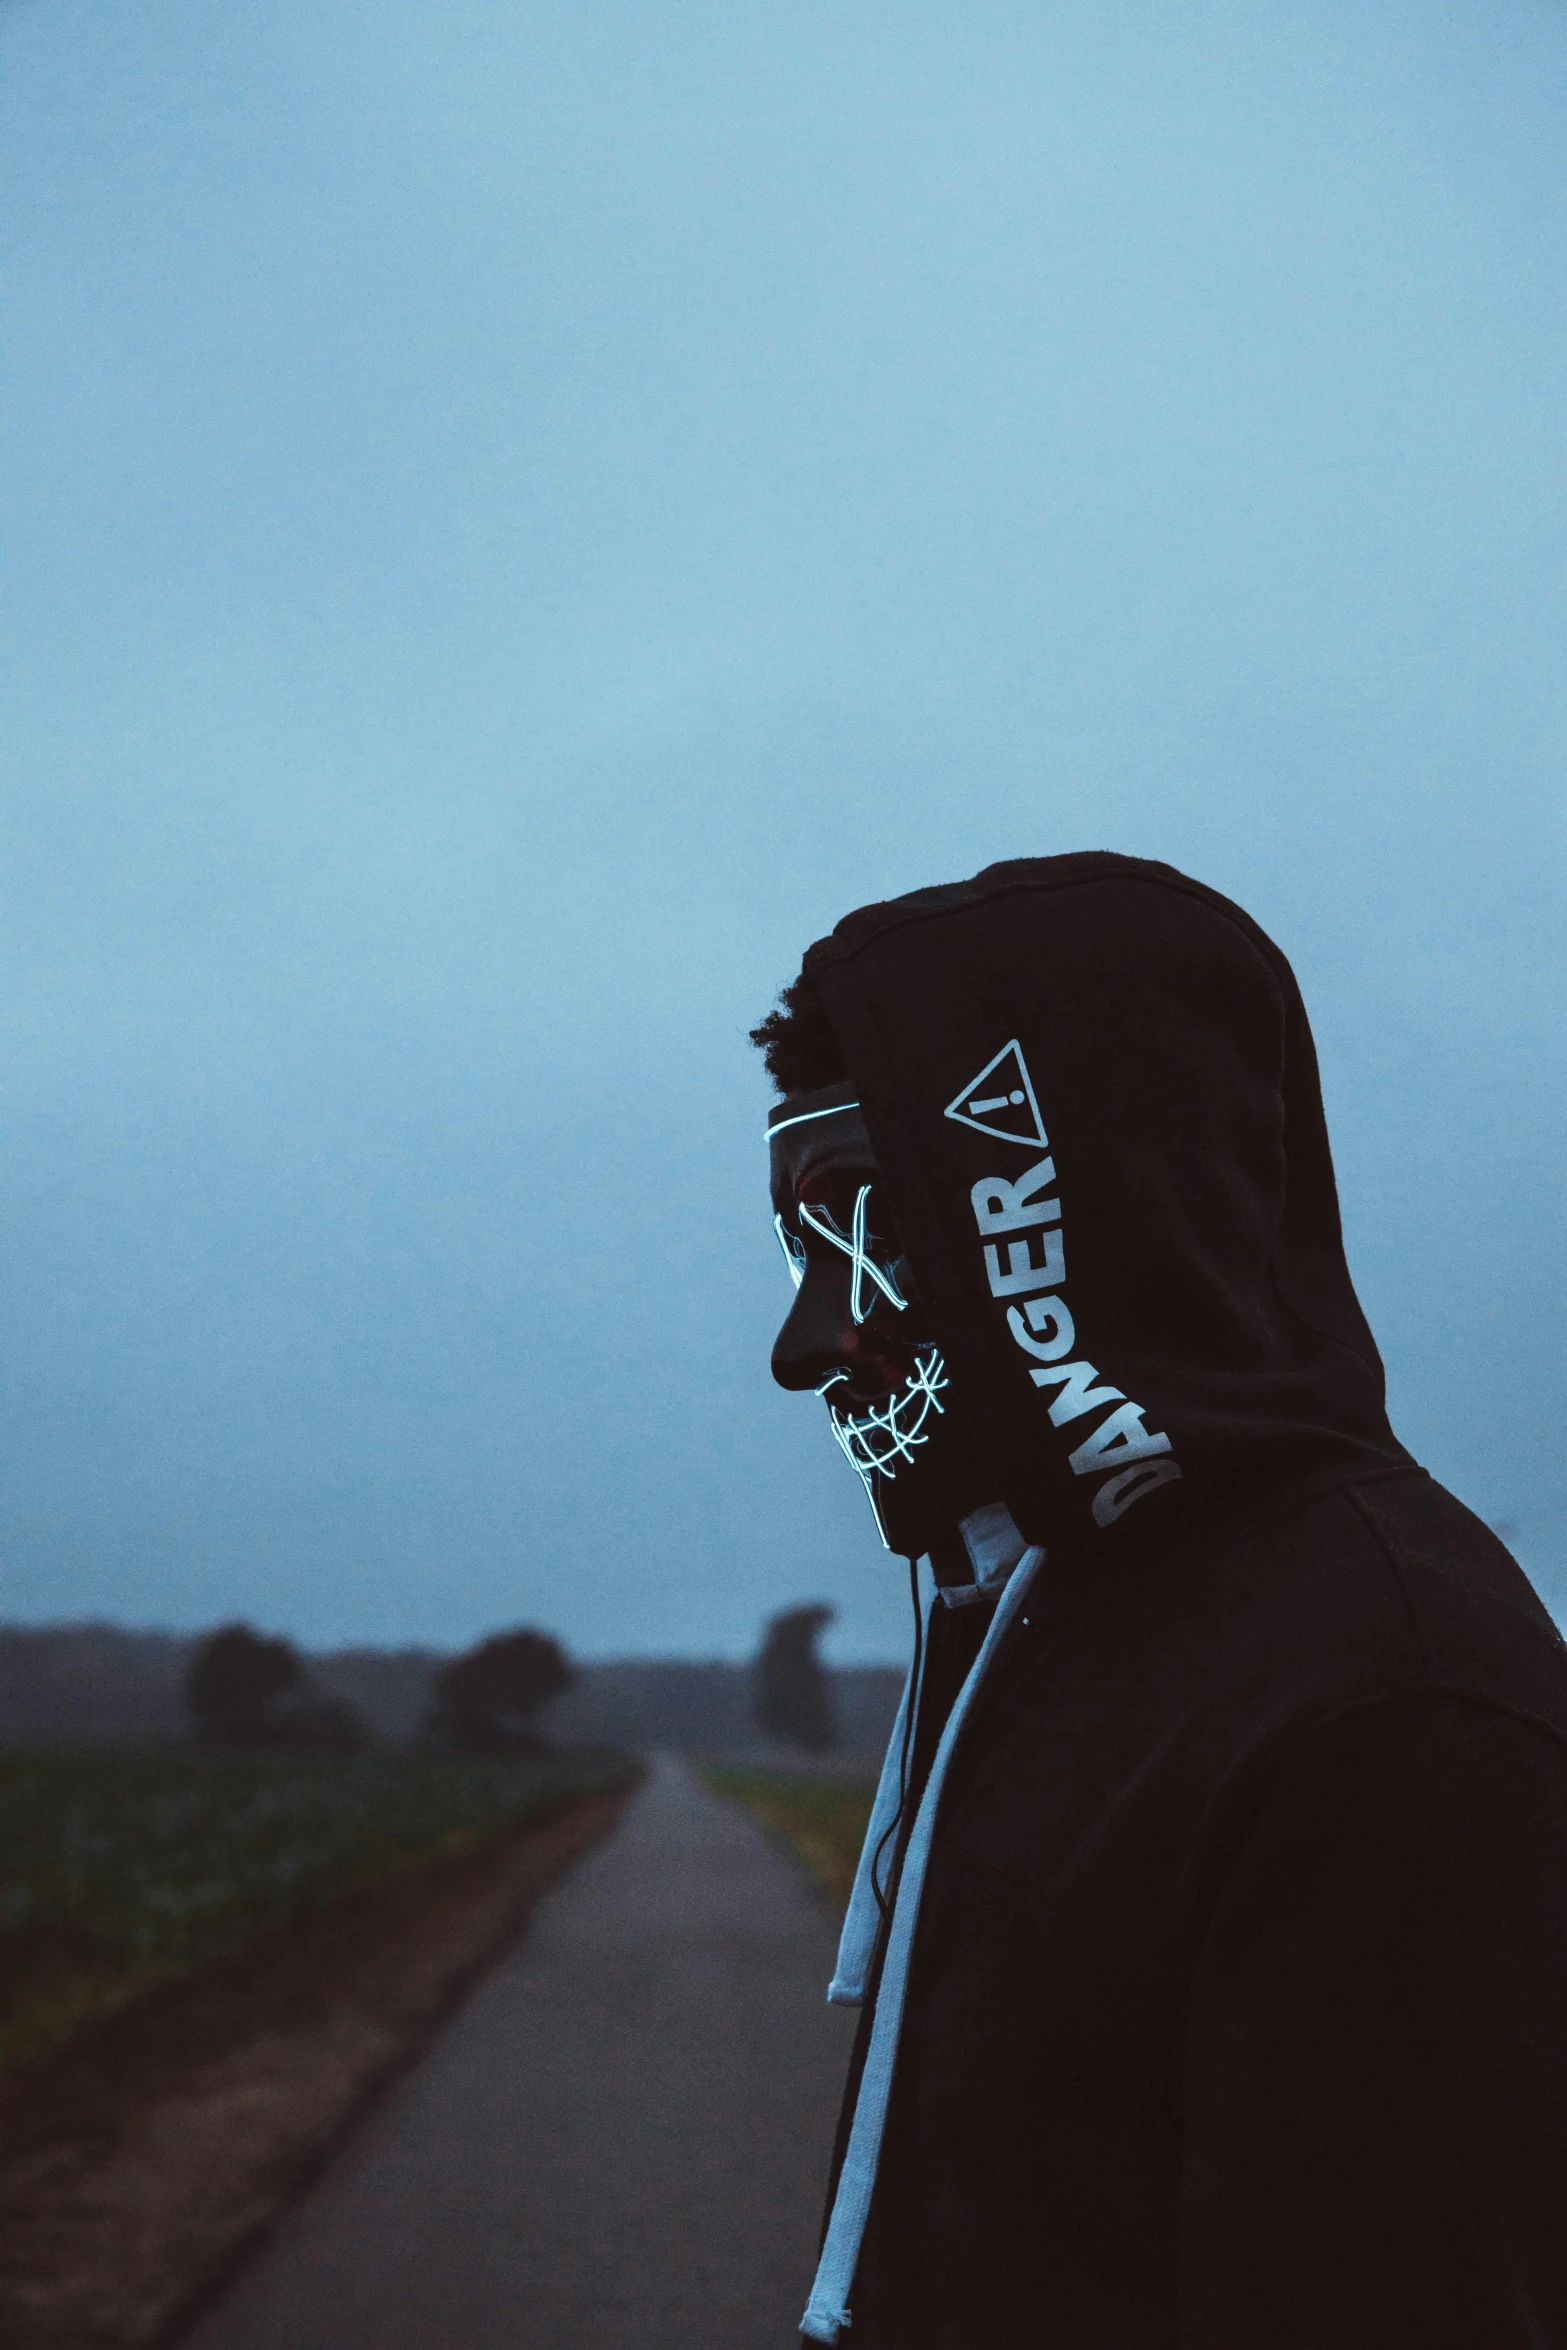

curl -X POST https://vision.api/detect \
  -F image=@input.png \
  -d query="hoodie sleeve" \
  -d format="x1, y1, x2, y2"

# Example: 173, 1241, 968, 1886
1178, 1691, 1567, 2350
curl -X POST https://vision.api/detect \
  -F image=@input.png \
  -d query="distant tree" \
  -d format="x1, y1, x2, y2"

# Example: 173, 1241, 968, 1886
184, 1623, 304, 1746
183, 1623, 369, 1753
429, 1629, 575, 1754
754, 1604, 837, 1754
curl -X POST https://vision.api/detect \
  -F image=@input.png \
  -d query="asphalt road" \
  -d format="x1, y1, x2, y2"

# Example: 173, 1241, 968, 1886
186, 1752, 858, 2350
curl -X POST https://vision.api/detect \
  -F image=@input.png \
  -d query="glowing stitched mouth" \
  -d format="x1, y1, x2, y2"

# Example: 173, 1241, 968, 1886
818, 1347, 949, 1487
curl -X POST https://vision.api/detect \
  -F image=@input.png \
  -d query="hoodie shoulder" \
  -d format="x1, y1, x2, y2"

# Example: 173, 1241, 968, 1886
1343, 1474, 1567, 1713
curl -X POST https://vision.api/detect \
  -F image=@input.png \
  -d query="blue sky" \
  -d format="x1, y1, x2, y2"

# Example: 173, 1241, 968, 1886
4, 0, 1564, 1660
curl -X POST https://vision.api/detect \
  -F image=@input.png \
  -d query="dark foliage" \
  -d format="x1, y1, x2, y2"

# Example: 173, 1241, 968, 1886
184, 1625, 302, 1744
0, 1626, 904, 1759
0, 1625, 190, 1745
267, 1695, 370, 1755
754, 1604, 838, 1754
183, 1624, 368, 1753
749, 967, 847, 1095
429, 1629, 575, 1755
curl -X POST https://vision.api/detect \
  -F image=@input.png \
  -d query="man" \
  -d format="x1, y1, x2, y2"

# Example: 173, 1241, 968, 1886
756, 852, 1567, 2348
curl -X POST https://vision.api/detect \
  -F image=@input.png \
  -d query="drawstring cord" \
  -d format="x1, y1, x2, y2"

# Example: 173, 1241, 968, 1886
871, 1554, 923, 1926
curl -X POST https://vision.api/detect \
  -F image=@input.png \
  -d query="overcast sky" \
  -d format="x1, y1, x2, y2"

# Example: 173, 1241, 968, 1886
4, 0, 1564, 1663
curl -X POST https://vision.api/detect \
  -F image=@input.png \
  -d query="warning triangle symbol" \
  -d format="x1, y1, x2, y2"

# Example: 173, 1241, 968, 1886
944, 1039, 1048, 1149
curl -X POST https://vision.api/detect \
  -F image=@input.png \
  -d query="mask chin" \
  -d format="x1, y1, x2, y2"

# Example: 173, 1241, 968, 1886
826, 1349, 993, 1556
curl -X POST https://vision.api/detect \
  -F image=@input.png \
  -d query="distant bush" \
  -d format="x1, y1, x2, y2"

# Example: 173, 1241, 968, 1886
753, 1605, 837, 1754
184, 1625, 300, 1743
183, 1624, 368, 1754
426, 1630, 574, 1755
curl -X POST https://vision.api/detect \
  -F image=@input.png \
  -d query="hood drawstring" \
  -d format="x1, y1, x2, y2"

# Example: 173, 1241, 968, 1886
806, 1534, 1045, 2344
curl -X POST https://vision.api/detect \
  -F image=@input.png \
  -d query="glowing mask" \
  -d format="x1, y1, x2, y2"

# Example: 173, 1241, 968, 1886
767, 1083, 952, 1534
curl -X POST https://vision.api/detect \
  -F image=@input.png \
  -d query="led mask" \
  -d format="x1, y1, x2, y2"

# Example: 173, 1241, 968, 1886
768, 1081, 981, 1550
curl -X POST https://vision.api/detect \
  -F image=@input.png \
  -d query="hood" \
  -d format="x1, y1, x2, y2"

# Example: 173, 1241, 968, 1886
802, 851, 1412, 1572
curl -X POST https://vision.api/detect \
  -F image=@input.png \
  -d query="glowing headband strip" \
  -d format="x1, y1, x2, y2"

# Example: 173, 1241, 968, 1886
766, 1100, 862, 1138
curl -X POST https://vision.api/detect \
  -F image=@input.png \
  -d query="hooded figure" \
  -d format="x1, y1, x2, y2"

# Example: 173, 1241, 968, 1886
759, 854, 1567, 2350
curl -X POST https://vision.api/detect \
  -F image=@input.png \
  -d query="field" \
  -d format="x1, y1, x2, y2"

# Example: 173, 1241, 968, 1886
0, 1744, 629, 2082
701, 1766, 877, 1910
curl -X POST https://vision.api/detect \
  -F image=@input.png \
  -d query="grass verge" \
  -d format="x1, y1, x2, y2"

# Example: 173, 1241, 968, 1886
0, 1744, 630, 2084
0, 1785, 632, 2350
700, 1766, 877, 1911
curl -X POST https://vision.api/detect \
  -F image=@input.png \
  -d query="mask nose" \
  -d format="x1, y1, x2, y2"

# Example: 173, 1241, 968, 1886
770, 1269, 854, 1393
771, 1255, 920, 1398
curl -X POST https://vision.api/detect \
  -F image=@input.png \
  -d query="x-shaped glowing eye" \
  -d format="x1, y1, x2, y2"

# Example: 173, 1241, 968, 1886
794, 1184, 909, 1325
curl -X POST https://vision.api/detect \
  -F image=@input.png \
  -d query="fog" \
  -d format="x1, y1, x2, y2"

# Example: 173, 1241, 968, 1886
4, 0, 1563, 1658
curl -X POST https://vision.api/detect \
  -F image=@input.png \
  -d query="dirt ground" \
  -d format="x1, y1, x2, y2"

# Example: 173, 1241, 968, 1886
0, 1784, 632, 2350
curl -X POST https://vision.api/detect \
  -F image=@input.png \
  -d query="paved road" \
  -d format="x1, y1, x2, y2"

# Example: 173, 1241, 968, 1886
187, 1754, 857, 2350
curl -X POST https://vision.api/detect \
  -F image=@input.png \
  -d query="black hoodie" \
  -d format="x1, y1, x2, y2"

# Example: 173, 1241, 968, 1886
803, 855, 1567, 2348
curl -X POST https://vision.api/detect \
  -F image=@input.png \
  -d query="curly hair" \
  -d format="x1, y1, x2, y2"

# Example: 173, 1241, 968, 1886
749, 966, 848, 1095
